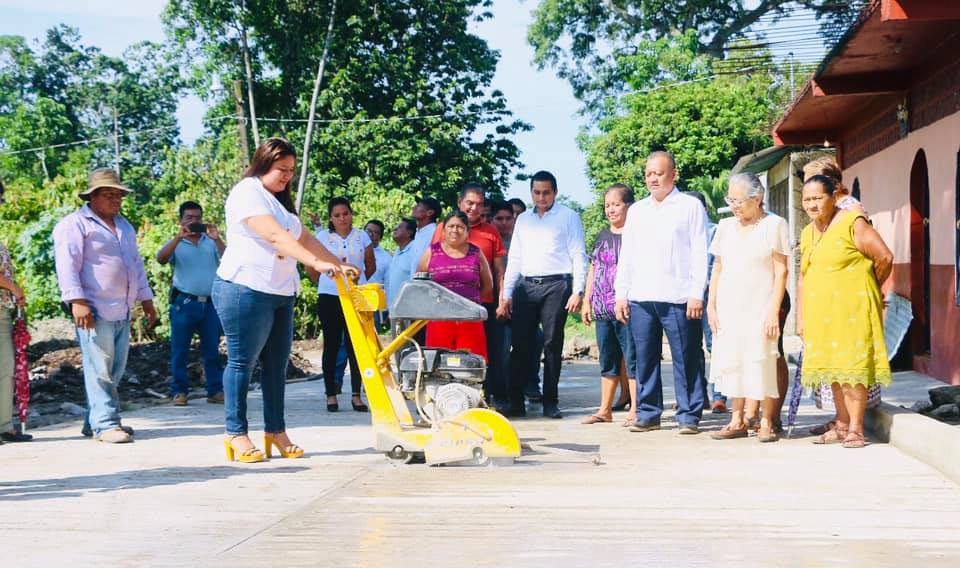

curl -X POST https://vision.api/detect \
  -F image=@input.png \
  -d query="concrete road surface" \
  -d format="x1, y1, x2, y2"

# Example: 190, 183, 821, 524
1, 362, 958, 567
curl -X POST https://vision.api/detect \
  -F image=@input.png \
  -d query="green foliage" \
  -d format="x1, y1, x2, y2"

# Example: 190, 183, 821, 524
528, 0, 865, 114
163, 0, 529, 204
13, 206, 73, 319
1, 7, 527, 340
578, 38, 785, 223
0, 27, 183, 187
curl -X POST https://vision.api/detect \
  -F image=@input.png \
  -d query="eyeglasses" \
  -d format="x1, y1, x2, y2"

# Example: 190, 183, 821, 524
724, 196, 756, 207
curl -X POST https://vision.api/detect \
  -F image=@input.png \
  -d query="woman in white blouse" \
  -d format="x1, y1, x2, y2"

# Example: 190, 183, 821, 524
212, 138, 354, 463
308, 196, 375, 413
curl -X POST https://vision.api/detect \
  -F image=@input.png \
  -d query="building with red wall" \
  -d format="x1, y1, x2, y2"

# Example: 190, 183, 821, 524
772, 0, 960, 384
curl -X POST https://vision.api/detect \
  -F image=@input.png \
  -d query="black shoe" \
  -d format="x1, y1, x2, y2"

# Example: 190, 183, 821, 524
505, 403, 526, 418
524, 386, 543, 403
351, 397, 369, 412
327, 397, 339, 412
542, 404, 563, 419
0, 431, 32, 442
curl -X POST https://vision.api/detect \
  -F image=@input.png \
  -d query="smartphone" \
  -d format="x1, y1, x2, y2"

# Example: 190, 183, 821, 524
188, 222, 207, 235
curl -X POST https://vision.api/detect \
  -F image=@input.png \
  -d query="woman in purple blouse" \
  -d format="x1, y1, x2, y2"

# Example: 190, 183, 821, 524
581, 184, 637, 425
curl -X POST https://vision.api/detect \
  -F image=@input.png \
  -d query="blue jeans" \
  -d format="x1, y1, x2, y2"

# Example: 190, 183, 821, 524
169, 293, 224, 397
212, 278, 294, 435
334, 340, 347, 391
629, 301, 706, 426
76, 319, 131, 436
595, 319, 637, 378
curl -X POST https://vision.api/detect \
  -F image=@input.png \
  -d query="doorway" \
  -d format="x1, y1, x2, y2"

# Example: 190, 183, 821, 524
909, 149, 931, 356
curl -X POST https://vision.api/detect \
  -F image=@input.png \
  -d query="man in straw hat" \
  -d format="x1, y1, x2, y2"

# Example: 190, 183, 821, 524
53, 168, 157, 443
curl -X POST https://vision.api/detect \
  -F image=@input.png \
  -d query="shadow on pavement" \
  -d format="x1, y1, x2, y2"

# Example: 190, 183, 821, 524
0, 465, 309, 502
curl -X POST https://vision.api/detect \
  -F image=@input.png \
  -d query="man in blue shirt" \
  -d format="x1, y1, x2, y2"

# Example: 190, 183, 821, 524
156, 201, 226, 406
384, 217, 418, 314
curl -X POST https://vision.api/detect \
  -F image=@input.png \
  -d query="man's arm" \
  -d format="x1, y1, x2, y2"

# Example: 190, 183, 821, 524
52, 218, 87, 304
156, 227, 188, 265
566, 210, 588, 312
207, 224, 226, 256
614, 208, 636, 323
685, 203, 708, 319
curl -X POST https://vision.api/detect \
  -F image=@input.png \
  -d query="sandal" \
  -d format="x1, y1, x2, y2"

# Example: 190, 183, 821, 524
745, 416, 760, 433
224, 435, 265, 463
809, 420, 836, 436
758, 422, 779, 443
813, 426, 848, 445
622, 417, 637, 428
841, 431, 866, 449
710, 424, 749, 440
581, 415, 612, 425
264, 433, 305, 458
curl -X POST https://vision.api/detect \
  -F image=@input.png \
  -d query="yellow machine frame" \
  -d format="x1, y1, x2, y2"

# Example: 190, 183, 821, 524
333, 275, 521, 465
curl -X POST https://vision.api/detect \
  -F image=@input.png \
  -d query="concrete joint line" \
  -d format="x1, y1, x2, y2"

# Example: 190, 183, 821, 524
219, 464, 377, 554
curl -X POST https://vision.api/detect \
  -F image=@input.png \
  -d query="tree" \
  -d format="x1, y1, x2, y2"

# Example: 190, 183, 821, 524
163, 0, 529, 211
528, 0, 866, 113
0, 27, 183, 188
580, 36, 787, 222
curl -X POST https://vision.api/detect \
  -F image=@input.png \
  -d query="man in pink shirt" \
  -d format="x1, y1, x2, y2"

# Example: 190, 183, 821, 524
53, 168, 157, 443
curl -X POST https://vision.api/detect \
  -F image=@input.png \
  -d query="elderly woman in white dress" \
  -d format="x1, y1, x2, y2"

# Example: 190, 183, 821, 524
707, 173, 790, 443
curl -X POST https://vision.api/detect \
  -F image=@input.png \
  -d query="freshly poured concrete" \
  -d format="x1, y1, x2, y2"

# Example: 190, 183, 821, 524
1, 362, 958, 567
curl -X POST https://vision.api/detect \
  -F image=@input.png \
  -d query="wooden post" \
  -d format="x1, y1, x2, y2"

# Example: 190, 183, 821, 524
232, 79, 250, 166
295, 0, 338, 213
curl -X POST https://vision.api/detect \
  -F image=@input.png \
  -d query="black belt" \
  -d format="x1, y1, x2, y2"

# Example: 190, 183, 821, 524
172, 288, 210, 303
523, 274, 572, 285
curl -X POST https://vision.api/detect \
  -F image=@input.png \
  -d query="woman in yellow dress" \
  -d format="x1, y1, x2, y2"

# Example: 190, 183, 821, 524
799, 175, 893, 448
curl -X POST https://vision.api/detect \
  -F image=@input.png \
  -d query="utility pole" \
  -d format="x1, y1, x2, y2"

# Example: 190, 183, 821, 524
238, 0, 260, 147
35, 151, 49, 181
788, 52, 796, 101
112, 106, 121, 176
295, 0, 338, 213
232, 79, 251, 166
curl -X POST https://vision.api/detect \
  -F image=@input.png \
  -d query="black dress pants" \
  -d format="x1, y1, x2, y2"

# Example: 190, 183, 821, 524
317, 294, 362, 396
509, 276, 572, 406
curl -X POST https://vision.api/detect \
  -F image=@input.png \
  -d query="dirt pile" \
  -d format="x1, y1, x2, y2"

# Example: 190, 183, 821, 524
24, 333, 319, 428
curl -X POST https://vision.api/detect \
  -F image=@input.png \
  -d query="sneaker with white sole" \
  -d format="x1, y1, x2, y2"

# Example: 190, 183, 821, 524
97, 428, 133, 444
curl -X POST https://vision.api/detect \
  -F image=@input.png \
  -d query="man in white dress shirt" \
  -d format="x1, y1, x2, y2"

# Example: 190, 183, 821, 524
499, 171, 587, 418
614, 151, 708, 434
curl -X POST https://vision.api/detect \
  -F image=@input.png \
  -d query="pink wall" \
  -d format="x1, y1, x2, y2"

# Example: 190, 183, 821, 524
844, 111, 960, 265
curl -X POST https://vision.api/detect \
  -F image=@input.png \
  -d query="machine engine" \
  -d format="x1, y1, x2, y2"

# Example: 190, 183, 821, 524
397, 348, 486, 420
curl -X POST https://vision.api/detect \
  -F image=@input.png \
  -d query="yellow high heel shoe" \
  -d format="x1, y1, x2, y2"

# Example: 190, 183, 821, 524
264, 433, 305, 459
224, 435, 265, 463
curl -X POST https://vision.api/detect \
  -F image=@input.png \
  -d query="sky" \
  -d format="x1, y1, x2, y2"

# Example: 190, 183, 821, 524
2, 1, 831, 205
1, 0, 594, 204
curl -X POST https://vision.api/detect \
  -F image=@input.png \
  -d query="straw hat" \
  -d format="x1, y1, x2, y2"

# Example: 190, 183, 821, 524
80, 168, 133, 197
